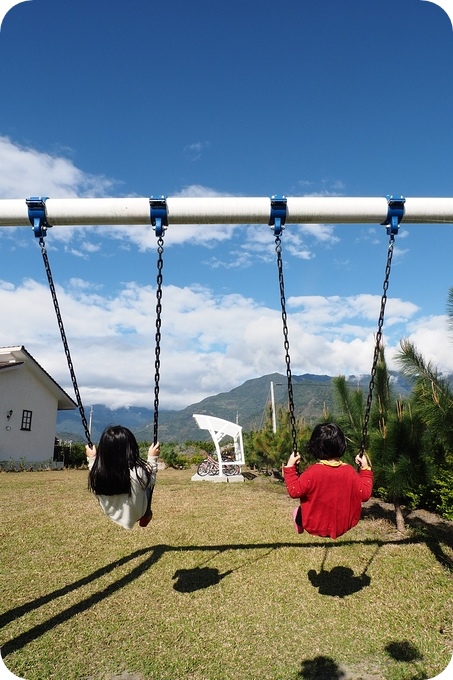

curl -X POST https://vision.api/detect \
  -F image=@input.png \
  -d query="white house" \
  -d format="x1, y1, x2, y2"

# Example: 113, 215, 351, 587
0, 346, 77, 469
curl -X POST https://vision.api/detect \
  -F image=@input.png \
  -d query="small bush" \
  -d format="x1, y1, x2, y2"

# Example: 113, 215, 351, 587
160, 444, 189, 469
189, 452, 206, 466
64, 443, 88, 468
428, 471, 453, 520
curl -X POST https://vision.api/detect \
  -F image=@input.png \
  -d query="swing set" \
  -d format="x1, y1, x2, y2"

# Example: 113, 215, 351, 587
0, 192, 444, 459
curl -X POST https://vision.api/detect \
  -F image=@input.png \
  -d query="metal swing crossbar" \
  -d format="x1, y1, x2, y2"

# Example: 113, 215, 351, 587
3, 195, 453, 226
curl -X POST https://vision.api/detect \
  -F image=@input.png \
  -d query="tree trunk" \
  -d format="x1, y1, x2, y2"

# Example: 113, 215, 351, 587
394, 500, 406, 533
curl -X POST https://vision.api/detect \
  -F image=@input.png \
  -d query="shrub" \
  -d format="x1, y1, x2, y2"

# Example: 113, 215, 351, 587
65, 443, 87, 468
428, 471, 453, 520
160, 444, 189, 469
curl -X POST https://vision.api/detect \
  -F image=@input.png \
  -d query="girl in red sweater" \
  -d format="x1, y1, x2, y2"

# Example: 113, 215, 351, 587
283, 423, 373, 539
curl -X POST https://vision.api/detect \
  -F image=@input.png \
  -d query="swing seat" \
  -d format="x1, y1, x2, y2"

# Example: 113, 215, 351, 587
139, 510, 153, 527
292, 506, 304, 534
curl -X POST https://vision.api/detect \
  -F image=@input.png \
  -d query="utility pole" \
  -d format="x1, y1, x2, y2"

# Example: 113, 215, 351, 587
270, 381, 277, 434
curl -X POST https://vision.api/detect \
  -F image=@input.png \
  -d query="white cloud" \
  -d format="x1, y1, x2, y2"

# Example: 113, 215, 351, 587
1, 137, 452, 414
0, 139, 345, 269
183, 141, 211, 161
296, 178, 346, 196
0, 137, 346, 264
0, 136, 115, 199
202, 222, 338, 270
0, 139, 239, 250
1, 278, 452, 411
403, 314, 453, 373
287, 294, 419, 328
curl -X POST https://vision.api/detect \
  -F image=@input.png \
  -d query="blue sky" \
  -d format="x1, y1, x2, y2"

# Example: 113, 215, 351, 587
1, 0, 453, 413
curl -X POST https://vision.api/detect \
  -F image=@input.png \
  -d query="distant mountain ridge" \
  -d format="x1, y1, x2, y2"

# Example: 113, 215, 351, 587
56, 371, 413, 444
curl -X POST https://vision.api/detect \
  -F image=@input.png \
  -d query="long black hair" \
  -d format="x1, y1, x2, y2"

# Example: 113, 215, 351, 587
307, 422, 347, 460
88, 425, 152, 496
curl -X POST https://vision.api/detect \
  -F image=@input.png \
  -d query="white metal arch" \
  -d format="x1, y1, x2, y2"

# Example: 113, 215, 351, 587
193, 413, 245, 476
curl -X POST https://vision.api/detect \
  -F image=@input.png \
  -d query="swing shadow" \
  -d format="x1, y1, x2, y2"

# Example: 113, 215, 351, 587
172, 566, 234, 592
307, 543, 379, 598
0, 534, 433, 657
0, 545, 166, 658
172, 543, 276, 592
307, 564, 371, 598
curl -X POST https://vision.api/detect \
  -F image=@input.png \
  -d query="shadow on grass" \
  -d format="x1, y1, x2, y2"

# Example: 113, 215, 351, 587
385, 640, 423, 662
298, 655, 346, 679
172, 566, 233, 592
0, 546, 156, 629
0, 520, 446, 657
308, 566, 371, 597
307, 543, 380, 597
384, 640, 427, 680
1, 545, 166, 657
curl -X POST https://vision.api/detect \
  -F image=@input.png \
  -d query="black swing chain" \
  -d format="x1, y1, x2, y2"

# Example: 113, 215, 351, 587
38, 237, 93, 448
153, 235, 164, 446
275, 234, 298, 454
359, 232, 396, 456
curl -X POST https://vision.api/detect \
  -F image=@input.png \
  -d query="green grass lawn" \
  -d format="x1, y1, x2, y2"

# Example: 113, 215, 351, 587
1, 468, 452, 680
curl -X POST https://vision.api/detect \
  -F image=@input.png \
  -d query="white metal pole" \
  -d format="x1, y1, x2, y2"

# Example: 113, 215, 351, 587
270, 381, 277, 434
2, 196, 453, 227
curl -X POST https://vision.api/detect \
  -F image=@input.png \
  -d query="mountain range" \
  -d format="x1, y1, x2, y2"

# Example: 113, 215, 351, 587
56, 371, 413, 444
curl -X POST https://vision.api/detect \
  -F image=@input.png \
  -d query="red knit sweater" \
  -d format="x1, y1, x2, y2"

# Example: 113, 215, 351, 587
283, 462, 373, 539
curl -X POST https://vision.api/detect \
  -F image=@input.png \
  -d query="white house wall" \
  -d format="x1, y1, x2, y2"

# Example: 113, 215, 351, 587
0, 365, 58, 466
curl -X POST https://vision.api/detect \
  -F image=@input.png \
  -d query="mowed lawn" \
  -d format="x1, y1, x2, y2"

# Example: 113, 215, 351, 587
1, 468, 452, 680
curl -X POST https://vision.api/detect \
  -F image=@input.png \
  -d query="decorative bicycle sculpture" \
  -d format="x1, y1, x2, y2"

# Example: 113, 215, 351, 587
197, 454, 241, 477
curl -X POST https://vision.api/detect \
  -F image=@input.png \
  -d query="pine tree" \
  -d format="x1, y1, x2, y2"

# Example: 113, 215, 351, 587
396, 338, 453, 461
332, 375, 365, 460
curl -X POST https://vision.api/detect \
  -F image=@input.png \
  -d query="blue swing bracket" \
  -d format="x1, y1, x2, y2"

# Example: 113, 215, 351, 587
269, 195, 287, 236
150, 196, 168, 238
26, 196, 52, 238
381, 195, 406, 235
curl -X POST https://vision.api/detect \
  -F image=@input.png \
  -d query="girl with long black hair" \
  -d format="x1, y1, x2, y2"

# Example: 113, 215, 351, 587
87, 425, 159, 529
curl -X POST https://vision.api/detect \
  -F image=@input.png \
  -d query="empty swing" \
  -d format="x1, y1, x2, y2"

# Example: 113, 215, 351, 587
277, 196, 404, 539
